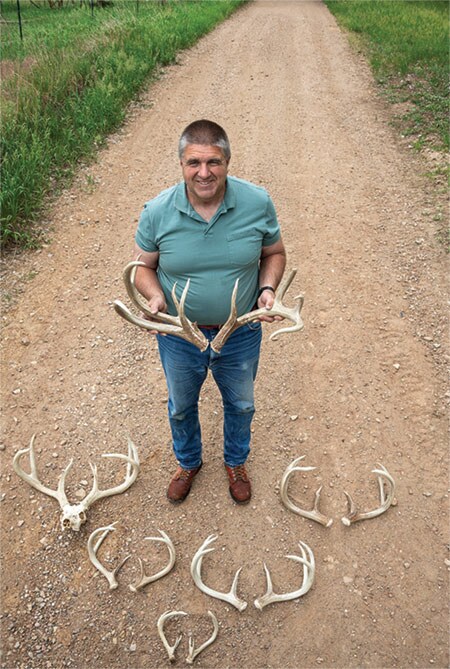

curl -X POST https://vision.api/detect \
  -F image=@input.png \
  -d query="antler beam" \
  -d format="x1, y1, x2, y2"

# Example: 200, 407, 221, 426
254, 541, 315, 610
13, 436, 139, 531
87, 523, 131, 590
129, 530, 176, 592
190, 534, 247, 612
210, 268, 304, 353
341, 464, 396, 526
114, 260, 208, 351
186, 610, 219, 665
157, 610, 187, 662
280, 456, 333, 527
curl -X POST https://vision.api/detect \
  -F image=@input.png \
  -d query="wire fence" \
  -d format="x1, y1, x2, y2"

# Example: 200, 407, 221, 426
1, 0, 167, 45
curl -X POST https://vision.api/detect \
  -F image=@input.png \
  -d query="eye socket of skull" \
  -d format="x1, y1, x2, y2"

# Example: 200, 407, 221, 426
79, 511, 87, 523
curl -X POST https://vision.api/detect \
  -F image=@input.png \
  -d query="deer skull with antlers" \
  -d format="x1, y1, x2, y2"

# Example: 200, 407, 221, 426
13, 435, 140, 531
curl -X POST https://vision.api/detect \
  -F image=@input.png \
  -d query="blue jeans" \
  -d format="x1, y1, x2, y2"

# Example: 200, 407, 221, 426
157, 322, 262, 469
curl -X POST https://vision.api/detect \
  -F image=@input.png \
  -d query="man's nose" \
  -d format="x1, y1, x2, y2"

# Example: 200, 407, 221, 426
198, 162, 211, 178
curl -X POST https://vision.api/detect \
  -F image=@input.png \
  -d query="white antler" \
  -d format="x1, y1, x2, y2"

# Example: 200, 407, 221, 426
341, 464, 396, 526
87, 523, 131, 590
13, 436, 140, 531
81, 437, 140, 509
280, 456, 333, 527
157, 610, 187, 662
254, 541, 315, 610
210, 268, 304, 353
129, 530, 176, 592
190, 534, 247, 612
114, 259, 208, 351
186, 610, 219, 665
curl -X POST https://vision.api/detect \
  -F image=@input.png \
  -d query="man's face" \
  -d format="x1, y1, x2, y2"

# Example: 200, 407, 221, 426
180, 144, 229, 206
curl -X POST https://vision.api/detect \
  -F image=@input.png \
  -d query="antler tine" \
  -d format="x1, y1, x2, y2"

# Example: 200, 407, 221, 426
116, 260, 208, 351
129, 530, 176, 592
341, 464, 396, 526
190, 534, 247, 612
186, 610, 219, 665
82, 439, 140, 509
157, 610, 187, 663
211, 268, 304, 353
13, 435, 70, 507
87, 523, 131, 590
280, 456, 333, 527
254, 540, 315, 610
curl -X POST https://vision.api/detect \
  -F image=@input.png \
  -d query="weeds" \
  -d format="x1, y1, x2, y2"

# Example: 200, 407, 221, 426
0, 0, 246, 249
324, 0, 449, 150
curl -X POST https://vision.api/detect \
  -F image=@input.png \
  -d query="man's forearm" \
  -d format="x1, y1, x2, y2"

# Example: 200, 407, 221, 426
258, 252, 287, 291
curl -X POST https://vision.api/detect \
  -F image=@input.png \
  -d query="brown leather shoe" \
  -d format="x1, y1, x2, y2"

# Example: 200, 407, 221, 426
225, 464, 251, 504
167, 463, 202, 504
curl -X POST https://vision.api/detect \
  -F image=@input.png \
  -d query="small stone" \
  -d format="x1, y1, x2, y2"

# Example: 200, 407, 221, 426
18, 520, 24, 527
393, 363, 400, 370
290, 415, 298, 421
403, 562, 411, 569
130, 643, 136, 652
74, 489, 86, 500
343, 576, 353, 584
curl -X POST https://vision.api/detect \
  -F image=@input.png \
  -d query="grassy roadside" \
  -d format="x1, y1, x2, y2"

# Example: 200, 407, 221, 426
324, 0, 449, 152
0, 0, 246, 249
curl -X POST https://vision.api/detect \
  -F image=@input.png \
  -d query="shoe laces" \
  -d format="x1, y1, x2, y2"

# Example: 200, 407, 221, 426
178, 467, 196, 481
229, 465, 248, 482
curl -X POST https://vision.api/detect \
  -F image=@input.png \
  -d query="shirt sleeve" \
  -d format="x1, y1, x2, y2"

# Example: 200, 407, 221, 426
135, 203, 159, 252
262, 195, 281, 246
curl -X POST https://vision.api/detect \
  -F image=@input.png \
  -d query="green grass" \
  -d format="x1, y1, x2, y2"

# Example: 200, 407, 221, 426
0, 0, 246, 249
324, 0, 449, 151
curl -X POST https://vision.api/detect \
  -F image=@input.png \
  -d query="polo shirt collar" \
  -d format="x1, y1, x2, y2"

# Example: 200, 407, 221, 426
174, 178, 236, 217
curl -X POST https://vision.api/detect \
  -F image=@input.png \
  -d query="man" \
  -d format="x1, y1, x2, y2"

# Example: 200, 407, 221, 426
132, 120, 286, 505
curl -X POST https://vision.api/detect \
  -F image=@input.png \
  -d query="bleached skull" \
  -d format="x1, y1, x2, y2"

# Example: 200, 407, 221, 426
60, 503, 88, 531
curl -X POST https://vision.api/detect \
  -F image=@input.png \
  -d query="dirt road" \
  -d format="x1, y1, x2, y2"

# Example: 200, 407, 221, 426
1, 2, 448, 668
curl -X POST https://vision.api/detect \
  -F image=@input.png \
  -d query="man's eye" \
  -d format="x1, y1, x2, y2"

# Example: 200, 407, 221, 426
187, 161, 200, 167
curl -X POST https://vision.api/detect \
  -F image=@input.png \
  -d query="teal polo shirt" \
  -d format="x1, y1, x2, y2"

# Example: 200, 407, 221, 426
135, 176, 281, 325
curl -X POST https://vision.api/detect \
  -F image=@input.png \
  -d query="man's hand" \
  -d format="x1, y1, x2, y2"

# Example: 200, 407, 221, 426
257, 289, 284, 323
142, 294, 168, 334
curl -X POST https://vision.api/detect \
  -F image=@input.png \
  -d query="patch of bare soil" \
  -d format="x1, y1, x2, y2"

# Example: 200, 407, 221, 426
1, 2, 448, 668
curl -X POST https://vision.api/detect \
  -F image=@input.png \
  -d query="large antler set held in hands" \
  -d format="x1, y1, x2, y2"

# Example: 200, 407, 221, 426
114, 260, 304, 353
113, 260, 209, 351
13, 436, 140, 531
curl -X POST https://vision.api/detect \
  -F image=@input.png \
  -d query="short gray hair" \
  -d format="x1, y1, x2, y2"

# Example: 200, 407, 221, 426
178, 119, 231, 160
